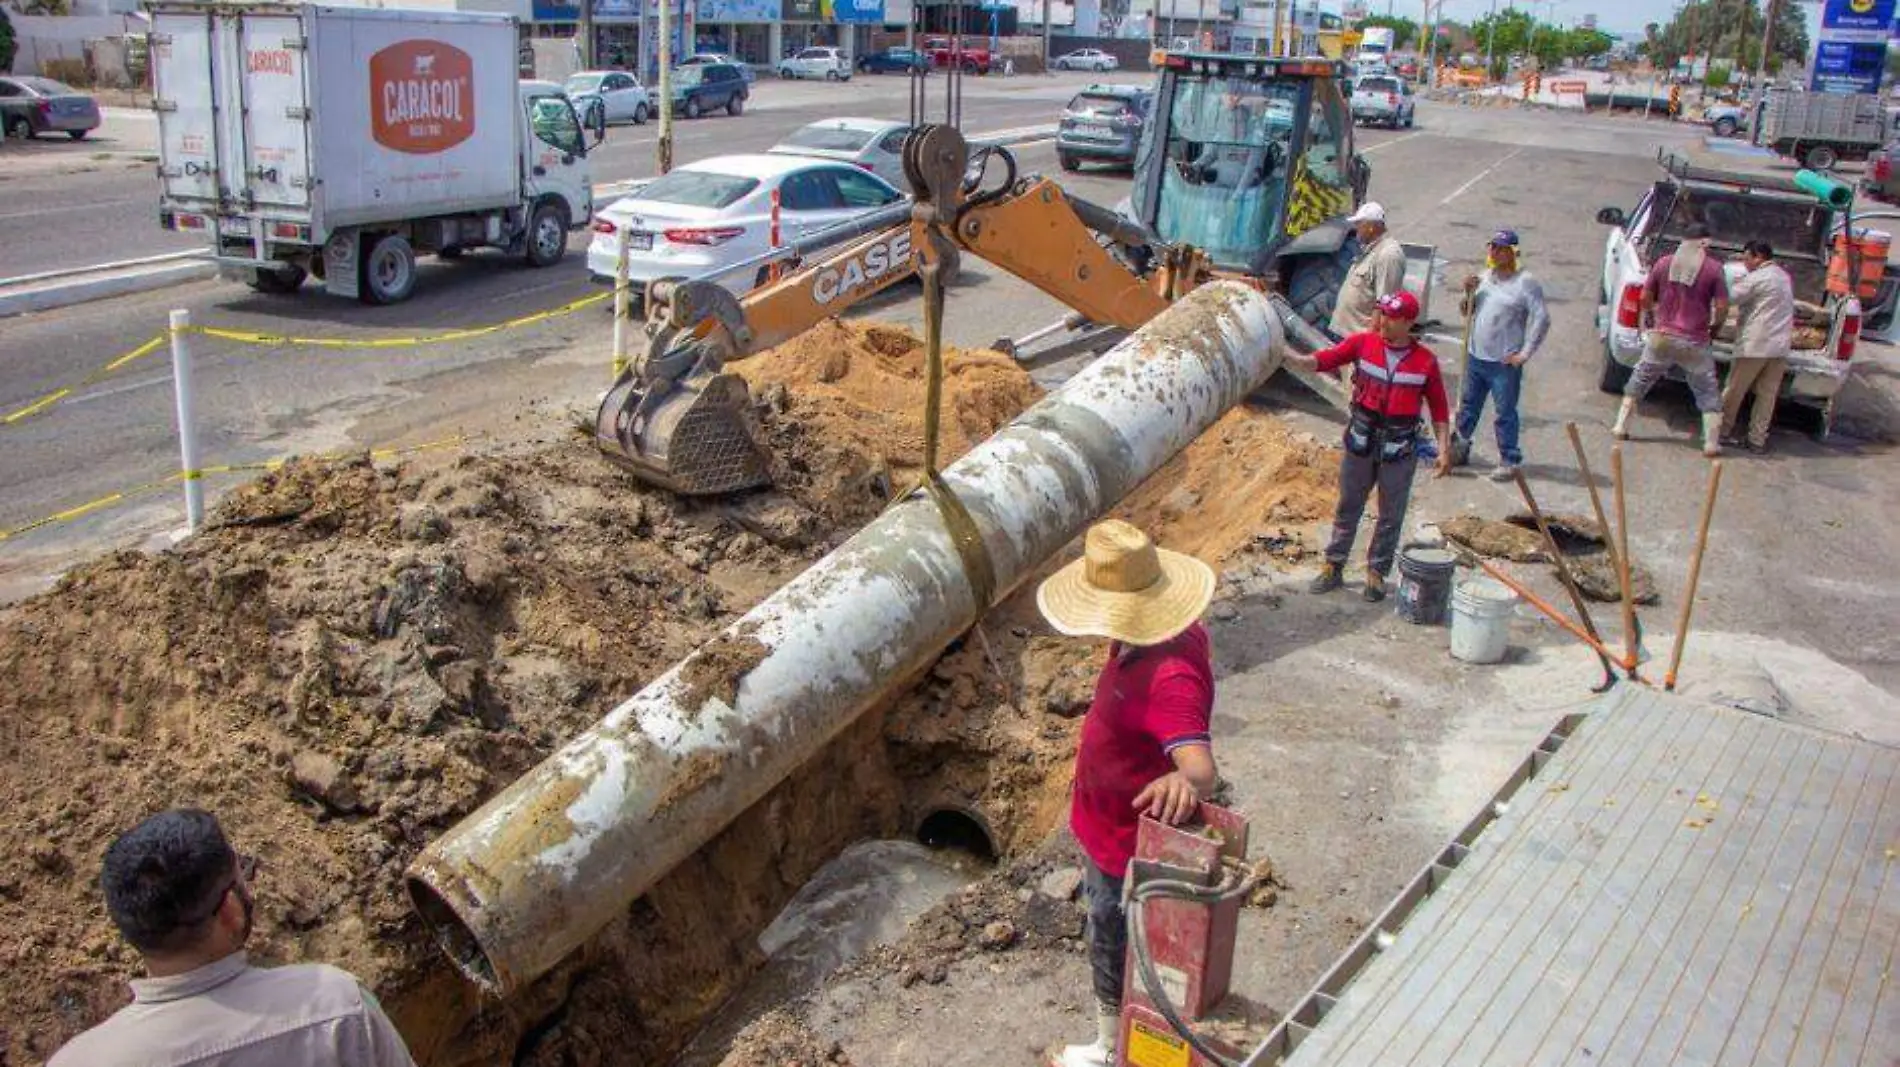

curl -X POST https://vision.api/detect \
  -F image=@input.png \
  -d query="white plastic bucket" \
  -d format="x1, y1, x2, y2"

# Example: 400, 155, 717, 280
1449, 577, 1518, 664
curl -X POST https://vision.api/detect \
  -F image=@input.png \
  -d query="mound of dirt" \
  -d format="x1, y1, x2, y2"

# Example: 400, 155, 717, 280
0, 318, 1338, 1067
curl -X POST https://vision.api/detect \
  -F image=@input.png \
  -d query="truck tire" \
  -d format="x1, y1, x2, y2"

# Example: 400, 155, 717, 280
1804, 144, 1839, 170
1059, 152, 1080, 172
1598, 336, 1633, 394
249, 264, 306, 295
360, 233, 417, 305
1284, 246, 1354, 331
685, 97, 702, 119
524, 202, 569, 268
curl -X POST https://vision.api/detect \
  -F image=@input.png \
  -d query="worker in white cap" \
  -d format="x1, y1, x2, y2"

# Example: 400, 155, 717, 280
1330, 201, 1409, 338
1037, 520, 1219, 1067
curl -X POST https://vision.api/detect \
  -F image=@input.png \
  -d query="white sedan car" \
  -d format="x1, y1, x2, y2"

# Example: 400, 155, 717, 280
778, 47, 852, 80
588, 153, 906, 297
564, 70, 652, 125
1054, 48, 1118, 72
769, 118, 912, 189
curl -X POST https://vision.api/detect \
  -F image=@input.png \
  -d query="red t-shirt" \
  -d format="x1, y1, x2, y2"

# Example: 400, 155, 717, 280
1070, 623, 1215, 877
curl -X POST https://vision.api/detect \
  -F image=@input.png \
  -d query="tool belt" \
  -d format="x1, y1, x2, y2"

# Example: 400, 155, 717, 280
1345, 407, 1419, 463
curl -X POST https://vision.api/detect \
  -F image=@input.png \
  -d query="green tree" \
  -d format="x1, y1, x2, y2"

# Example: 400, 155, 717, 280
0, 8, 14, 75
1650, 0, 1807, 74
1355, 14, 1416, 51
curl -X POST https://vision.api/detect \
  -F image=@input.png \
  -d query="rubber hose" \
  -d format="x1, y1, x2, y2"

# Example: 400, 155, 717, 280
1126, 862, 1257, 1067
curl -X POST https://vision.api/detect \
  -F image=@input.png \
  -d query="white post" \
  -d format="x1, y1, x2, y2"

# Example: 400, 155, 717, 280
611, 226, 633, 380
658, 0, 674, 174
168, 309, 204, 532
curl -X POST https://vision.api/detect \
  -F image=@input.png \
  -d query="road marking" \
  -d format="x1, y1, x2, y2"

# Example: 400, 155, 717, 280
0, 197, 146, 222
1440, 147, 1523, 207
1361, 132, 1425, 154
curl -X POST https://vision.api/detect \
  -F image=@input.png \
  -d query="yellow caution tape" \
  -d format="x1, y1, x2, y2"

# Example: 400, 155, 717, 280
192, 292, 609, 349
3, 290, 610, 429
2, 335, 166, 426
0, 434, 480, 544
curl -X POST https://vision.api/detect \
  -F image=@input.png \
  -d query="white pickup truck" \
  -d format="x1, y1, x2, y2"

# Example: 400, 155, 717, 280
1593, 152, 1863, 435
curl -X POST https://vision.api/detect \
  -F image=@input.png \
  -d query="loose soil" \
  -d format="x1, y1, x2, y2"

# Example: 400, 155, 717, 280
0, 318, 1336, 1066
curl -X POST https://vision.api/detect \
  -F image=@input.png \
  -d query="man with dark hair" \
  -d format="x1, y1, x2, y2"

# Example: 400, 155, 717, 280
50, 809, 415, 1067
1614, 222, 1730, 456
1719, 240, 1795, 453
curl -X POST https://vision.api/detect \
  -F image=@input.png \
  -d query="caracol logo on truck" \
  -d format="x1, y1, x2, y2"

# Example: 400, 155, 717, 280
370, 40, 475, 155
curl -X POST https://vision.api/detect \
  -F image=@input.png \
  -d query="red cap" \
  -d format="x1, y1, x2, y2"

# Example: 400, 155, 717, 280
1376, 290, 1420, 321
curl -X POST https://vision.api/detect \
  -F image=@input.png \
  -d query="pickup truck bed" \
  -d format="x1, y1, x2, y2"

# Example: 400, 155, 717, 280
1247, 685, 1900, 1067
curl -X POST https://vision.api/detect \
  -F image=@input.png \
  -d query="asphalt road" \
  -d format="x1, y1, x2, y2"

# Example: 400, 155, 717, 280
5, 97, 1900, 704
0, 71, 1115, 278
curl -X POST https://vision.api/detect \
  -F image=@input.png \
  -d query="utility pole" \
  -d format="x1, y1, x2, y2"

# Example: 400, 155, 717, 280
658, 0, 673, 174
1751, 0, 1777, 139
1483, 0, 1498, 79
578, 0, 594, 68
1042, 0, 1052, 66
1272, 0, 1287, 55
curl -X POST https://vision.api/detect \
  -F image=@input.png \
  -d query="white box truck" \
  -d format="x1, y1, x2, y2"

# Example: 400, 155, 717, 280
149, 2, 599, 303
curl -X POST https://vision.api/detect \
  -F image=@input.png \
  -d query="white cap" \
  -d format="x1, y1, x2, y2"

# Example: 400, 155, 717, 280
1346, 201, 1386, 225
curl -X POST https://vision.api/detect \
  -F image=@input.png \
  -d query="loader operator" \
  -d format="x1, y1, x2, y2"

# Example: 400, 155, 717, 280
1288, 290, 1452, 602
1037, 520, 1219, 1067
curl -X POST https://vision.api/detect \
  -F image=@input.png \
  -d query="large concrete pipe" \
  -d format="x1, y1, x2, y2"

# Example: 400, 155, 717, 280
406, 282, 1288, 994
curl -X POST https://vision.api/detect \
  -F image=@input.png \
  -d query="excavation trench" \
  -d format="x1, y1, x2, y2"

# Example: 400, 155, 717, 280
0, 319, 1337, 1067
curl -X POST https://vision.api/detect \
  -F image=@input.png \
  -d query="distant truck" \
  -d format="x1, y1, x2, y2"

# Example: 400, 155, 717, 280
1757, 88, 1885, 170
149, 2, 599, 304
921, 36, 993, 74
1355, 26, 1395, 69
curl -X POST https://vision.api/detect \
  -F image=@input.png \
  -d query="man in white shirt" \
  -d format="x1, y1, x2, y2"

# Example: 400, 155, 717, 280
1718, 240, 1796, 454
1329, 201, 1408, 338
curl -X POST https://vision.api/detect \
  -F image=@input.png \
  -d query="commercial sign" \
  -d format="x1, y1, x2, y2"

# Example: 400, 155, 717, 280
824, 0, 885, 21
1820, 0, 1897, 40
532, 0, 641, 19
369, 40, 474, 154
783, 0, 821, 19
1810, 38, 1887, 93
698, 0, 778, 19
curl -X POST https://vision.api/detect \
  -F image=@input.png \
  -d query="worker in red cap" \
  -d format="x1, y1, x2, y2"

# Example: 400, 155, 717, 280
1286, 290, 1451, 601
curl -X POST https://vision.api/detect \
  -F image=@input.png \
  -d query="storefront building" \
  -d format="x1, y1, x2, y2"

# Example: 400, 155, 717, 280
695, 0, 777, 64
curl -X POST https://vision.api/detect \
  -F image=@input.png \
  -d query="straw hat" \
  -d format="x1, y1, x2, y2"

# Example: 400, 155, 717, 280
1036, 520, 1216, 646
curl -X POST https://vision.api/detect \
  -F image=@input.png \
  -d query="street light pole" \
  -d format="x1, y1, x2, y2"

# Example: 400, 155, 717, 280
1484, 0, 1498, 79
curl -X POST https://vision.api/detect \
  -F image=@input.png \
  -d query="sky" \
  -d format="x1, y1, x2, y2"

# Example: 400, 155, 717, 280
1375, 0, 1828, 40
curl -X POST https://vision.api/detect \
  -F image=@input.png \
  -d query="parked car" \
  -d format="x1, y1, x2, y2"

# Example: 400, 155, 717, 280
671, 62, 749, 118
681, 52, 757, 83
1055, 84, 1152, 171
857, 47, 929, 75
1705, 100, 1760, 138
769, 117, 912, 187
778, 46, 852, 81
0, 76, 102, 140
1350, 73, 1414, 128
1053, 48, 1118, 72
1594, 151, 1862, 434
922, 37, 992, 74
587, 153, 905, 297
565, 70, 652, 125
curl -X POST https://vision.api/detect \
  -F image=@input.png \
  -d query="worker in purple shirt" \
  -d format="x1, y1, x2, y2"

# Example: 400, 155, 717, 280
1613, 222, 1730, 456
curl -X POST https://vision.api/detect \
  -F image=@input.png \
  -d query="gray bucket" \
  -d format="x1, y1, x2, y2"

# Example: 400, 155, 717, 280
1395, 544, 1457, 625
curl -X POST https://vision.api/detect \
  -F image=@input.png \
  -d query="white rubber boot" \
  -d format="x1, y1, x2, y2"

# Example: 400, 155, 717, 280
1052, 1003, 1120, 1067
1611, 398, 1636, 440
1701, 412, 1723, 457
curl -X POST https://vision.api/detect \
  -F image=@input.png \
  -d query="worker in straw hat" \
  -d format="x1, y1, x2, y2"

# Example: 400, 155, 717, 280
1038, 519, 1219, 1067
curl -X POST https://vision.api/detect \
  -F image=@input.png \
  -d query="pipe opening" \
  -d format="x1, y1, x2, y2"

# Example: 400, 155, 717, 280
405, 874, 501, 994
916, 807, 998, 864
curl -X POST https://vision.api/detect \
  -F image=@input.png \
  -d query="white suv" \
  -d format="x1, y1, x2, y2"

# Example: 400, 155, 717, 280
778, 47, 852, 81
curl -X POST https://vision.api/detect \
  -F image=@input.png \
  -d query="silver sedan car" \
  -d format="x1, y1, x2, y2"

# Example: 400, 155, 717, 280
768, 117, 912, 189
0, 76, 102, 140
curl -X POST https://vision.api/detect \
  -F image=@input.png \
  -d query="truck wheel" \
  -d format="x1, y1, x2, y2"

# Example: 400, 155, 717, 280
1712, 116, 1739, 138
1059, 152, 1080, 172
1804, 144, 1839, 170
634, 103, 650, 125
685, 97, 702, 119
1598, 336, 1633, 394
524, 202, 568, 268
249, 264, 306, 295
727, 94, 744, 116
360, 233, 417, 305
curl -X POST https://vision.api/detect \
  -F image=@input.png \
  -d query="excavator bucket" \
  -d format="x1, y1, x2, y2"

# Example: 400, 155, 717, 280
593, 364, 771, 496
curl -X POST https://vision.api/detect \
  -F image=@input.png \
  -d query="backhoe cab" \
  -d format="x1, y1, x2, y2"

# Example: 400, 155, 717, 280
1130, 52, 1371, 325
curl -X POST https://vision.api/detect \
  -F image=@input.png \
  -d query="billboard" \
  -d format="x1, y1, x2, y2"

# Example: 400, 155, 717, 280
1810, 38, 1887, 93
824, 0, 885, 21
698, 0, 778, 19
1820, 0, 1897, 40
